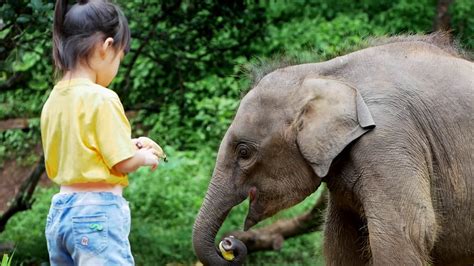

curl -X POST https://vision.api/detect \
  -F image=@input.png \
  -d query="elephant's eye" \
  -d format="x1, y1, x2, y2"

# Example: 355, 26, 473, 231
237, 144, 251, 159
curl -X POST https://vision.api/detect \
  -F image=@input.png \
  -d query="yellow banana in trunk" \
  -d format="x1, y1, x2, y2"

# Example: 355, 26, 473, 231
218, 240, 235, 261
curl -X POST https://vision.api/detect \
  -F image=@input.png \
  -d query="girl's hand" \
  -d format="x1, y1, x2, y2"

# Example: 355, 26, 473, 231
113, 147, 159, 174
136, 147, 159, 171
133, 137, 156, 149
132, 137, 167, 162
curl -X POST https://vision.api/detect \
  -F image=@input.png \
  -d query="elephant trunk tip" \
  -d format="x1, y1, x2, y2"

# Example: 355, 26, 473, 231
218, 236, 248, 264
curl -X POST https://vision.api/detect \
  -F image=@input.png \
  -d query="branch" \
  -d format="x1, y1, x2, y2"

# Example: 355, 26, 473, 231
0, 118, 29, 131
0, 242, 14, 253
225, 188, 328, 252
0, 155, 45, 233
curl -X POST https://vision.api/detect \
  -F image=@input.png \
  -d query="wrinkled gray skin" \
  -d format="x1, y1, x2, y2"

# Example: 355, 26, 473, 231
193, 37, 474, 265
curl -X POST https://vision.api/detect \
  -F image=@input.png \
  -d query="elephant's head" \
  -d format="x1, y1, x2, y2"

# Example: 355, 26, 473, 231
192, 68, 375, 265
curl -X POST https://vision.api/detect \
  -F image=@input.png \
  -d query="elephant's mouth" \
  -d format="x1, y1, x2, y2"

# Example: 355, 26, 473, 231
244, 186, 264, 231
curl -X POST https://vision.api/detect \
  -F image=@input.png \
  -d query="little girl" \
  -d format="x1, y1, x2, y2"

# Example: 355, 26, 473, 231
41, 1, 159, 265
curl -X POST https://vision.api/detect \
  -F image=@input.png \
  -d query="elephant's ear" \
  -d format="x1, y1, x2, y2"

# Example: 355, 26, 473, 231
295, 78, 375, 177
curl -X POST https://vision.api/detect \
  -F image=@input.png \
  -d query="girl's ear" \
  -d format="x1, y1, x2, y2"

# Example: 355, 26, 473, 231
100, 37, 115, 59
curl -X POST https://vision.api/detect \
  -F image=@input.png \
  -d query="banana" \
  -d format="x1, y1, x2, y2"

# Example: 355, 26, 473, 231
134, 137, 167, 162
218, 240, 235, 261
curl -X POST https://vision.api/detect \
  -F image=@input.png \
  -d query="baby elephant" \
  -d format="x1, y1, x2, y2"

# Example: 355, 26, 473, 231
193, 33, 474, 265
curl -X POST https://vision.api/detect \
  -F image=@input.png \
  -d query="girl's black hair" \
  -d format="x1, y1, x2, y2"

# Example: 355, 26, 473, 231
53, 0, 131, 76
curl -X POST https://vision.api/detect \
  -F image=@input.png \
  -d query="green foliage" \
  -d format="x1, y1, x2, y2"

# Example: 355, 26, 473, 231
0, 185, 53, 264
125, 147, 214, 263
111, 1, 266, 150
371, 0, 437, 33
141, 73, 244, 149
0, 0, 54, 118
0, 120, 41, 166
0, 90, 50, 120
451, 0, 474, 50
263, 13, 381, 60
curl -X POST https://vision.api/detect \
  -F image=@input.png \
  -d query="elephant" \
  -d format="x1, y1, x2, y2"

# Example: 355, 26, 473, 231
192, 33, 473, 265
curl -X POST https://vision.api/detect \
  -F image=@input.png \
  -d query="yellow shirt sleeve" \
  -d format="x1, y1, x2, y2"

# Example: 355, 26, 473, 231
93, 96, 135, 169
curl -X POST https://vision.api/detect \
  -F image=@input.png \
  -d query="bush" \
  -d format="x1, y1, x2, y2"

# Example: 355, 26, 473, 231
0, 186, 53, 264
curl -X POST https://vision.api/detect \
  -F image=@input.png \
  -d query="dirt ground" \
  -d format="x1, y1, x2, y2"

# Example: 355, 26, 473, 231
0, 154, 51, 212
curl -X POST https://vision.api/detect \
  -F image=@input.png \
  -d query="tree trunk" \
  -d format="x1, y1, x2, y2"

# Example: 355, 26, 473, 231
0, 155, 45, 232
433, 0, 453, 31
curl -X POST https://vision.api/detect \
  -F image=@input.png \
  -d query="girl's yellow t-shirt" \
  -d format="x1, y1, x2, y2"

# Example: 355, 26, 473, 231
40, 78, 135, 186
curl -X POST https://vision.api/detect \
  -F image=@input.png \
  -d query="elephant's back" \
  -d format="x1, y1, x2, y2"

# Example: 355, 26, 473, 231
336, 40, 472, 101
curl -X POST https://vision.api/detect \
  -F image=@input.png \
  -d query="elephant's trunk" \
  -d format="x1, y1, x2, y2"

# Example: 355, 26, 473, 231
193, 178, 247, 265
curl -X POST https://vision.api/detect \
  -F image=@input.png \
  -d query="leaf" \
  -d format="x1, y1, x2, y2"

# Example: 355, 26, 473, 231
0, 28, 11, 39
16, 15, 30, 24
30, 0, 43, 11
1, 252, 14, 266
12, 52, 40, 72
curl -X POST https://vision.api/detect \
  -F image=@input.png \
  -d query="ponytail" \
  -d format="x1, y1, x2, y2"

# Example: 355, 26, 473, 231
53, 0, 68, 71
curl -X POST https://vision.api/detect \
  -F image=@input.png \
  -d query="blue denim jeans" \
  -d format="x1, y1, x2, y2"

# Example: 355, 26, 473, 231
45, 192, 134, 266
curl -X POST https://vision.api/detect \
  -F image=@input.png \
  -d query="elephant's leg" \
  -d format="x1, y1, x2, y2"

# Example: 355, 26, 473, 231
324, 199, 370, 266
361, 172, 438, 265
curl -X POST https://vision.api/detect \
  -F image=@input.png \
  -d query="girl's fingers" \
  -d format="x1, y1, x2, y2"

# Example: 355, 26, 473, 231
150, 160, 159, 171
141, 143, 154, 150
144, 147, 160, 157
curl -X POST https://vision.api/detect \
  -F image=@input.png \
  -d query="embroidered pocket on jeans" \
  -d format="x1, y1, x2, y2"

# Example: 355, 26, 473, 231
72, 213, 108, 255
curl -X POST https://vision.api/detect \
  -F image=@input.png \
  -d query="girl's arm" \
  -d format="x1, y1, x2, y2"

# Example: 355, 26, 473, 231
113, 147, 158, 174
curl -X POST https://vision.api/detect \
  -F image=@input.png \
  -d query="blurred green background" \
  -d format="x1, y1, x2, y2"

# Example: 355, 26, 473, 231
0, 0, 472, 265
